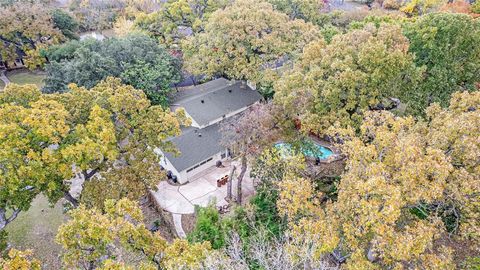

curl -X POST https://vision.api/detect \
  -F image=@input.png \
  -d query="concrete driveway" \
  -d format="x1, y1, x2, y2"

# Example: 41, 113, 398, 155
151, 160, 255, 215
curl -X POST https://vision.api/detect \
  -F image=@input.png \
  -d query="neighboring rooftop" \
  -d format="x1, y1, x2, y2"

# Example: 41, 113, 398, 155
163, 123, 224, 172
171, 78, 262, 127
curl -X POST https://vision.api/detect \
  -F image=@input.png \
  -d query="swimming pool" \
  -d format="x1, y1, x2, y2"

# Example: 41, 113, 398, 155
274, 142, 333, 160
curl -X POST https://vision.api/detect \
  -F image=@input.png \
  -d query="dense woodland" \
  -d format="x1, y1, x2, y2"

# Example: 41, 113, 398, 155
0, 0, 479, 269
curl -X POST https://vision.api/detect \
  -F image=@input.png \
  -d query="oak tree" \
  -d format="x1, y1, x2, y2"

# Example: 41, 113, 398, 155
56, 198, 211, 269
182, 0, 321, 83
402, 13, 480, 115
277, 91, 479, 268
274, 23, 421, 135
0, 1, 64, 69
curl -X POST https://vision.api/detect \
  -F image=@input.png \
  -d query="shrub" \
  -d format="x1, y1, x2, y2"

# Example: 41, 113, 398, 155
383, 0, 402, 9
187, 204, 226, 249
472, 0, 480, 13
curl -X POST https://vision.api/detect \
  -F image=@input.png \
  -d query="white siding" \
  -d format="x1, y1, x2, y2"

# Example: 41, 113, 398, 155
155, 148, 228, 184
154, 148, 182, 181
182, 151, 224, 182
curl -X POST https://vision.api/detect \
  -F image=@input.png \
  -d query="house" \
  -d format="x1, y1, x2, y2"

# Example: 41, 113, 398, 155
0, 57, 25, 70
155, 78, 262, 184
0, 40, 27, 70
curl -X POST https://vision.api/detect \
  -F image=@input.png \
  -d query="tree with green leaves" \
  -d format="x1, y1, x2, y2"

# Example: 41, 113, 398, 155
402, 13, 480, 115
51, 9, 80, 40
182, 0, 321, 83
267, 0, 324, 24
274, 23, 422, 135
134, 0, 227, 47
43, 34, 181, 106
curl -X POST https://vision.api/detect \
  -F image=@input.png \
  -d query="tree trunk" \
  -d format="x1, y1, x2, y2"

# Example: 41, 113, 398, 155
0, 207, 20, 231
64, 191, 79, 208
227, 165, 236, 201
82, 168, 99, 182
236, 155, 248, 204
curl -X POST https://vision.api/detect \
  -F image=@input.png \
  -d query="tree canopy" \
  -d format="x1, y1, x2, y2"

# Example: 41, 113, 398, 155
182, 0, 321, 83
134, 0, 227, 47
0, 78, 187, 233
267, 0, 325, 24
51, 9, 80, 40
278, 91, 480, 268
401, 13, 480, 115
274, 23, 422, 135
0, 1, 67, 69
43, 34, 181, 106
57, 198, 211, 269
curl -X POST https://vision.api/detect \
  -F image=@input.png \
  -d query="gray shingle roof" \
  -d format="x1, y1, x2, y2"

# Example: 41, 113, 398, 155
172, 78, 262, 127
163, 123, 224, 172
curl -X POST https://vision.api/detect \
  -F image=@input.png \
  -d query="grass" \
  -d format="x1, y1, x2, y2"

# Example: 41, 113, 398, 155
6, 195, 67, 269
6, 70, 46, 88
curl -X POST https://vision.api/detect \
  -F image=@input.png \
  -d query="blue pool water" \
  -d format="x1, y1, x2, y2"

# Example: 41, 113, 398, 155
274, 142, 333, 160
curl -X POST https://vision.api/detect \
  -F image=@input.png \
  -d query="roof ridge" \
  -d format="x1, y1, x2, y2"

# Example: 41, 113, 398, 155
174, 80, 239, 104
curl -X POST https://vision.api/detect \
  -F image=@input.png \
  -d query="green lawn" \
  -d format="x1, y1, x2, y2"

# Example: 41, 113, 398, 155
6, 195, 67, 269
6, 70, 46, 88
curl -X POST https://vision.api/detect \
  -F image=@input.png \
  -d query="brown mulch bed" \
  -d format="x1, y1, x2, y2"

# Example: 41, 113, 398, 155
181, 213, 197, 235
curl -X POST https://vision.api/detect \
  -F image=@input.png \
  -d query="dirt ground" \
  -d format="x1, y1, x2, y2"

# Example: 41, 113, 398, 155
181, 213, 197, 235
140, 198, 177, 242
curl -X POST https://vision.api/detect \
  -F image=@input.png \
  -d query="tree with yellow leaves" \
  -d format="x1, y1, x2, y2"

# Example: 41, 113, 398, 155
49, 78, 188, 209
182, 0, 320, 83
0, 78, 187, 238
400, 0, 444, 15
134, 0, 227, 47
277, 91, 479, 268
0, 249, 41, 270
274, 23, 422, 136
0, 1, 70, 69
0, 85, 81, 232
56, 198, 211, 270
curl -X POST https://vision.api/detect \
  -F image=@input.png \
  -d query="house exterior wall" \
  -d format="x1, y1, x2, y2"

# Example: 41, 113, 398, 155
1, 59, 25, 70
180, 151, 224, 183
154, 148, 182, 181
156, 148, 228, 184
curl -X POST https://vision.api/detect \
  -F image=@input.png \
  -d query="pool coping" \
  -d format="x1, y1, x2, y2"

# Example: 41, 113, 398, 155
309, 137, 344, 163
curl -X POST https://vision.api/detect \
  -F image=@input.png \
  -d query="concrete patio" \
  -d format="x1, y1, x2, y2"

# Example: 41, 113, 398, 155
151, 160, 255, 215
